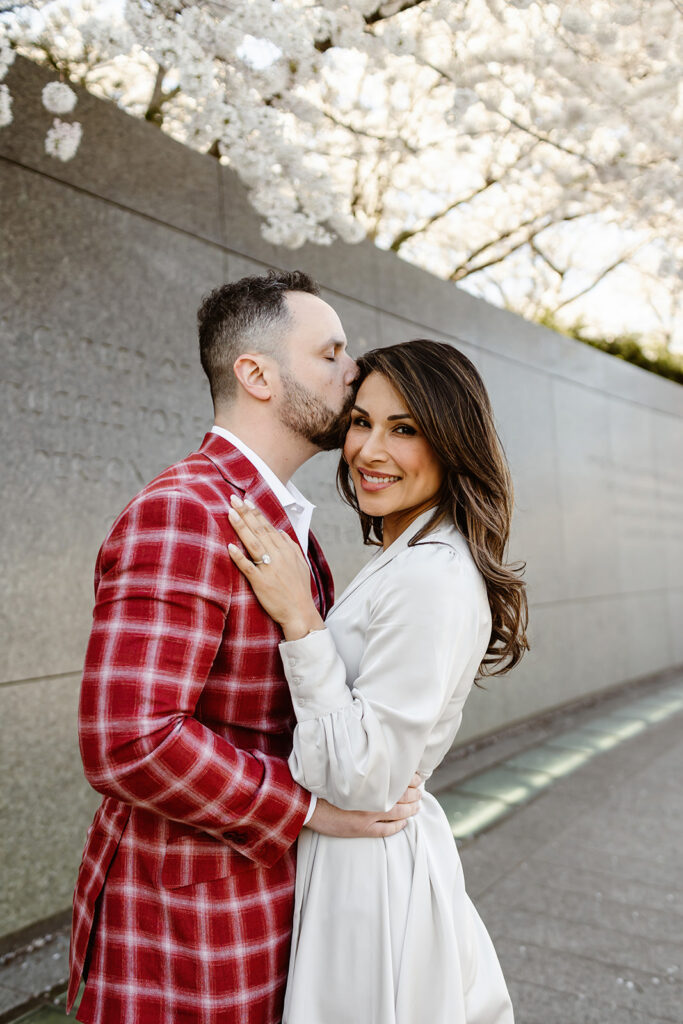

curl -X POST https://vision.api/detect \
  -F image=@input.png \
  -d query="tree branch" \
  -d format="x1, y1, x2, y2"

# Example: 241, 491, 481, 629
449, 212, 585, 281
530, 239, 565, 279
144, 64, 179, 126
315, 0, 432, 50
388, 178, 496, 251
388, 141, 539, 252
548, 243, 649, 315
314, 106, 419, 152
364, 1, 434, 26
411, 53, 602, 171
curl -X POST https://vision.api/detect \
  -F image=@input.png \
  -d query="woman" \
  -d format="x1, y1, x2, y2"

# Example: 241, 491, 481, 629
228, 339, 528, 1023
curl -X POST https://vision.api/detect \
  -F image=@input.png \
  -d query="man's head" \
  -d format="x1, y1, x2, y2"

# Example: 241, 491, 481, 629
197, 270, 357, 451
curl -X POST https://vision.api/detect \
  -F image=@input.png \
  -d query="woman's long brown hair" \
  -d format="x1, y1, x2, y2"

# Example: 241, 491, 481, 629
337, 339, 529, 678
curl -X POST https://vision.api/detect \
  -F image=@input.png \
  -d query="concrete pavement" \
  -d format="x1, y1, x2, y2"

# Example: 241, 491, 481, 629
3, 670, 682, 1023
455, 683, 683, 1023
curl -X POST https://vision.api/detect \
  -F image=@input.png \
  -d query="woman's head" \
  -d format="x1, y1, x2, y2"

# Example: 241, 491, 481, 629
337, 339, 529, 676
339, 340, 509, 543
342, 369, 446, 544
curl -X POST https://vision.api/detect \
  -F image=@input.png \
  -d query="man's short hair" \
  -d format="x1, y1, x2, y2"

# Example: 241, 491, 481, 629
197, 269, 320, 405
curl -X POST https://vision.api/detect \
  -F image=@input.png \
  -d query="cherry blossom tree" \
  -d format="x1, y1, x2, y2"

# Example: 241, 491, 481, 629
1, 0, 681, 346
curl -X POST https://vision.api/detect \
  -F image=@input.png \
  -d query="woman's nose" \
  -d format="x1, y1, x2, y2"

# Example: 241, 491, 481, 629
359, 430, 388, 462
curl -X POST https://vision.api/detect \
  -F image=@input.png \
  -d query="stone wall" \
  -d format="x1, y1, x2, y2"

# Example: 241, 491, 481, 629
1, 57, 682, 938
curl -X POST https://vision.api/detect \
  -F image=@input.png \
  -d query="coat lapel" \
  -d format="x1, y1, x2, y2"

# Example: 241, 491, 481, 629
199, 432, 328, 613
330, 510, 461, 615
308, 533, 334, 617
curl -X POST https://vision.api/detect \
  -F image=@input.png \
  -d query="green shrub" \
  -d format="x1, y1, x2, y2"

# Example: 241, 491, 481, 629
538, 314, 683, 386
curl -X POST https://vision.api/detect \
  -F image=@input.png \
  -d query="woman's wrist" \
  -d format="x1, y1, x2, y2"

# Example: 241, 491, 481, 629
282, 610, 325, 642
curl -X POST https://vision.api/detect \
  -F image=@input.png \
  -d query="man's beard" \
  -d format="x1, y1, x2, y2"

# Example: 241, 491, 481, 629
278, 371, 355, 451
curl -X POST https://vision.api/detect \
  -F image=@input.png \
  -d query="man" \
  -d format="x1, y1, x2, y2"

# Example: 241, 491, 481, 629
68, 270, 420, 1024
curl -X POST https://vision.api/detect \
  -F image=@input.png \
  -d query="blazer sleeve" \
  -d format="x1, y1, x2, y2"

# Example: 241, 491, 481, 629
78, 488, 308, 866
279, 543, 482, 812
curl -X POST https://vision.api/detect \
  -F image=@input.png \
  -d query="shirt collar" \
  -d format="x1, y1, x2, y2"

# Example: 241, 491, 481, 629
210, 425, 315, 516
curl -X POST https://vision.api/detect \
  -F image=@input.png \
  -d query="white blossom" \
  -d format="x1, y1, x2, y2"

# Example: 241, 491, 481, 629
44, 117, 83, 161
0, 83, 12, 127
450, 88, 480, 118
0, 34, 16, 81
42, 81, 78, 114
0, 0, 681, 346
594, 24, 618, 47
328, 211, 366, 244
613, 4, 640, 27
561, 8, 592, 35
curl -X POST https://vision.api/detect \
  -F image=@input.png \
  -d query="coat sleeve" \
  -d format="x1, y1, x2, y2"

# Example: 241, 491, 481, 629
279, 544, 483, 812
79, 488, 309, 866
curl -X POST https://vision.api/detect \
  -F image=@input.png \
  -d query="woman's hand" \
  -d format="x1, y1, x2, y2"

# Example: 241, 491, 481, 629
227, 496, 324, 640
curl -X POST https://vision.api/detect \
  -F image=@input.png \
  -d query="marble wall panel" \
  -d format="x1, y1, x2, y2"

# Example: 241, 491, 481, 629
224, 250, 269, 284
665, 588, 683, 666
619, 590, 674, 680
460, 592, 645, 746
375, 309, 481, 366
477, 352, 566, 605
454, 600, 577, 744
651, 410, 683, 592
278, 241, 383, 312
316, 289, 380, 359
607, 398, 666, 595
552, 378, 621, 602
0, 163, 221, 684
566, 595, 631, 698
1, 58, 226, 250
0, 674, 100, 936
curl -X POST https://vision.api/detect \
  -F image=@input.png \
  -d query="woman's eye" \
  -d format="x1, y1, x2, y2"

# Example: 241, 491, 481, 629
351, 417, 370, 428
395, 425, 416, 435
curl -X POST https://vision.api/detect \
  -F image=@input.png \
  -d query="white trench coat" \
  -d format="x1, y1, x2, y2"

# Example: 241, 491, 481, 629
279, 510, 515, 1024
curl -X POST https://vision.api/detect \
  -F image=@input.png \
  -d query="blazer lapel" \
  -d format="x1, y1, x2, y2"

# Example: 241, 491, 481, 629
330, 509, 456, 614
308, 533, 334, 617
199, 432, 325, 612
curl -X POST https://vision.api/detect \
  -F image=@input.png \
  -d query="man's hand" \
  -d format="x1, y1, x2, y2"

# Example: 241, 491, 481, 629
306, 774, 423, 839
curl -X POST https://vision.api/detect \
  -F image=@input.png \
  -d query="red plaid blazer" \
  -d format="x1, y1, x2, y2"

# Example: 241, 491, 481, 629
68, 432, 334, 1024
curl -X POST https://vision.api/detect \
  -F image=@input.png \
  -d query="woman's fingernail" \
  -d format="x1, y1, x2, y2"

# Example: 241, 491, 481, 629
230, 494, 244, 508
244, 498, 255, 510
228, 508, 239, 522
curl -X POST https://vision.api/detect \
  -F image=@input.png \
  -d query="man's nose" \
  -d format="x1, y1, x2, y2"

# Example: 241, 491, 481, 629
344, 355, 359, 384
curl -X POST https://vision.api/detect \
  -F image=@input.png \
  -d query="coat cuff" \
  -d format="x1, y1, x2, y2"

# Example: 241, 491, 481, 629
219, 752, 310, 866
279, 628, 353, 722
303, 792, 317, 825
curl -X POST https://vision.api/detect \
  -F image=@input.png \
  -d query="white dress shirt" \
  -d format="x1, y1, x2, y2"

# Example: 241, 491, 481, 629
210, 425, 317, 824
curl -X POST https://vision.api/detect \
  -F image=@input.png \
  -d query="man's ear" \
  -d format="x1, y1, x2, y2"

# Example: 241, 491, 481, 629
233, 353, 275, 402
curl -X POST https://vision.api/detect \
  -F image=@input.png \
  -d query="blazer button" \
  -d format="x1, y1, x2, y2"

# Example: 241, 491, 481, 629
225, 831, 247, 844
298, 697, 307, 707
292, 676, 303, 686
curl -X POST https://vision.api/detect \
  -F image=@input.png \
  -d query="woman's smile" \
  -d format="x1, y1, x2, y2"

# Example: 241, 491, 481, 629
357, 468, 402, 491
